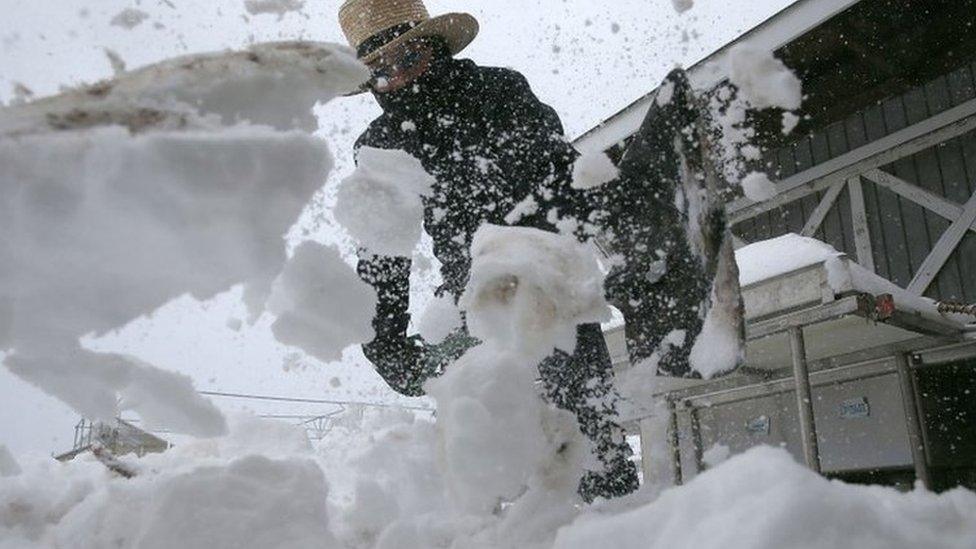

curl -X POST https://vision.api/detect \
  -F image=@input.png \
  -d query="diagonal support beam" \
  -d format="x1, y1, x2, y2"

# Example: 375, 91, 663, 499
908, 192, 976, 295
862, 169, 976, 235
800, 181, 846, 237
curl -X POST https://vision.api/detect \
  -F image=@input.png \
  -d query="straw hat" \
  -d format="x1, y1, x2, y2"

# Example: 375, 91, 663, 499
339, 0, 479, 65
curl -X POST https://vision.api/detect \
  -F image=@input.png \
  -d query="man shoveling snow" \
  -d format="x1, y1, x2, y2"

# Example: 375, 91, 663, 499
337, 0, 744, 501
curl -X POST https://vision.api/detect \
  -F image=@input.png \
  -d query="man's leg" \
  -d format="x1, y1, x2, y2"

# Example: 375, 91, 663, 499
537, 323, 640, 501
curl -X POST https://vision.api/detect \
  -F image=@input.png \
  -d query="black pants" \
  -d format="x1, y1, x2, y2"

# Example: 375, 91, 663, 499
537, 323, 639, 502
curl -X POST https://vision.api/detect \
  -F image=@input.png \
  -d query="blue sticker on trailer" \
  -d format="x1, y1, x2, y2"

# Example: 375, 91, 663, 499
746, 415, 770, 435
841, 397, 871, 419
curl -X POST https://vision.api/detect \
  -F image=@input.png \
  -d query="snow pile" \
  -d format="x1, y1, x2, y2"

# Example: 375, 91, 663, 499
0, 42, 370, 436
0, 418, 336, 549
554, 447, 976, 549
244, 0, 305, 18
727, 44, 803, 111
570, 150, 619, 189
416, 295, 463, 345
740, 170, 778, 201
0, 446, 19, 478
460, 225, 612, 356
335, 147, 436, 257
267, 242, 378, 363
3, 221, 976, 547
5, 421, 976, 549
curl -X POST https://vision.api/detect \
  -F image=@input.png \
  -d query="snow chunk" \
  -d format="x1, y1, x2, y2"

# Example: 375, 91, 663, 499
571, 150, 619, 190
689, 274, 745, 381
554, 446, 976, 549
417, 295, 463, 345
702, 443, 730, 469
461, 225, 612, 356
244, 0, 305, 18
727, 44, 802, 110
2, 42, 369, 135
782, 111, 801, 134
741, 171, 778, 202
5, 349, 227, 437
267, 242, 377, 363
505, 194, 540, 224
335, 147, 436, 257
104, 48, 127, 75
735, 234, 843, 286
110, 8, 150, 30
0, 42, 364, 436
0, 445, 20, 477
426, 343, 590, 515
671, 0, 694, 13
0, 126, 330, 392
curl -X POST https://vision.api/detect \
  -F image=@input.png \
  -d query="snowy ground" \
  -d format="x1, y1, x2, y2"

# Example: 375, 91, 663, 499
2, 411, 975, 549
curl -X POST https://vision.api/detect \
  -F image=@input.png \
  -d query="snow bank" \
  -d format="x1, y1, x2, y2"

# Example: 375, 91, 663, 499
0, 417, 335, 549
727, 44, 803, 111
0, 42, 370, 436
6, 426, 976, 549
335, 147, 436, 257
267, 242, 377, 363
554, 447, 976, 549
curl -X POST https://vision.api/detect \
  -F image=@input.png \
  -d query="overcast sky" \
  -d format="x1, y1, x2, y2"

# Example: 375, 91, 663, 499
0, 0, 797, 457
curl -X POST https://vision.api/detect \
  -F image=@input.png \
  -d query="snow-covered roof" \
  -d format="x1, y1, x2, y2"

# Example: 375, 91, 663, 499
573, 0, 865, 154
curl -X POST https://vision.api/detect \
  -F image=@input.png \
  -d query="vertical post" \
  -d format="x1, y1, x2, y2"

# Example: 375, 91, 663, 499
667, 399, 683, 486
894, 353, 932, 489
690, 409, 704, 473
790, 327, 821, 472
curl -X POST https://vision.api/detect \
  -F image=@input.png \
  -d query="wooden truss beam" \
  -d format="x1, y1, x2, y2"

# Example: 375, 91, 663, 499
862, 168, 976, 235
907, 192, 976, 295
730, 98, 976, 223
800, 181, 846, 238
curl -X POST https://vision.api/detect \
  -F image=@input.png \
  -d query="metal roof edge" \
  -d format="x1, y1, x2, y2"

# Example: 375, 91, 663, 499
572, 0, 865, 153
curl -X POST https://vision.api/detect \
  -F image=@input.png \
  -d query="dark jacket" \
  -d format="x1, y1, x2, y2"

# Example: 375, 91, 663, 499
354, 57, 581, 396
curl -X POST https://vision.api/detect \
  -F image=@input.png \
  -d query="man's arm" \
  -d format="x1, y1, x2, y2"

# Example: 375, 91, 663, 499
480, 68, 595, 232
485, 68, 579, 186
356, 252, 438, 397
